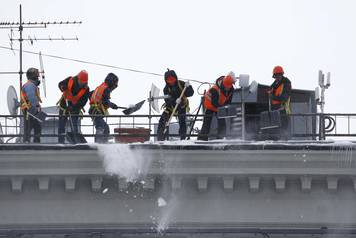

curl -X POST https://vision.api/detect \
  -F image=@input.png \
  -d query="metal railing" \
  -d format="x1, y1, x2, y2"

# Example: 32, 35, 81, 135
0, 113, 355, 143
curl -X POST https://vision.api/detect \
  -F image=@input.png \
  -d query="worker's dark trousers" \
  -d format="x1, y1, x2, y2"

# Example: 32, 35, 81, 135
58, 110, 79, 143
197, 109, 226, 141
94, 116, 110, 143
23, 111, 41, 143
157, 107, 187, 141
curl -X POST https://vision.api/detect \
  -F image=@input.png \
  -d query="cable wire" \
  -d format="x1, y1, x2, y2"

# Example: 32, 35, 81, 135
0, 45, 209, 85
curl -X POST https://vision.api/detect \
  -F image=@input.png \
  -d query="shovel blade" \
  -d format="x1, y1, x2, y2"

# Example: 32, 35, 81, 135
122, 100, 145, 115
260, 110, 281, 130
36, 111, 47, 122
66, 132, 87, 144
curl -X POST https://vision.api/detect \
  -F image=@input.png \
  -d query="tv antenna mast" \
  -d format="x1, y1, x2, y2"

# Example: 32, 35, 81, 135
0, 4, 81, 94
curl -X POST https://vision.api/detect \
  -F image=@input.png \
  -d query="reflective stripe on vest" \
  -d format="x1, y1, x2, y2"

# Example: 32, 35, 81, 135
204, 85, 231, 112
90, 82, 109, 109
63, 78, 87, 105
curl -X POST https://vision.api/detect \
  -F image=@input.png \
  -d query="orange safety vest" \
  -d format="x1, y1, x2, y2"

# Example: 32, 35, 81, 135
62, 77, 87, 105
204, 85, 232, 112
271, 83, 284, 105
90, 82, 109, 109
271, 81, 291, 114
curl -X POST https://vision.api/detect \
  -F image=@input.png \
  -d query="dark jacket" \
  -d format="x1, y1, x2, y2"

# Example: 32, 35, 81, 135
270, 76, 292, 103
58, 76, 90, 112
163, 80, 194, 108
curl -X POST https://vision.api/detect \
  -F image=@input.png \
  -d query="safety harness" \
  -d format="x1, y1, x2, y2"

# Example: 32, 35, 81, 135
57, 77, 87, 115
163, 81, 189, 114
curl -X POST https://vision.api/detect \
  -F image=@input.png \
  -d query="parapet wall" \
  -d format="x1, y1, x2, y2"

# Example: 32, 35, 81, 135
0, 142, 355, 237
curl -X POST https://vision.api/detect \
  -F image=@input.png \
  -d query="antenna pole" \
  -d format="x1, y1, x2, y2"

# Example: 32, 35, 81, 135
19, 4, 23, 91
148, 90, 152, 139
317, 70, 331, 140
0, 4, 81, 93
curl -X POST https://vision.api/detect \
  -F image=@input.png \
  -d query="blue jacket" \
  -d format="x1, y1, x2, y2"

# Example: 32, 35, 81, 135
21, 80, 41, 114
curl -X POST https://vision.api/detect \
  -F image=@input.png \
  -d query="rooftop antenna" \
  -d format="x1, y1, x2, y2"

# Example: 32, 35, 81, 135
315, 70, 331, 140
315, 70, 331, 114
0, 4, 81, 94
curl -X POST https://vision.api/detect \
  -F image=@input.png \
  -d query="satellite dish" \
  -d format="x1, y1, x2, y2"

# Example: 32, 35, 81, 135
150, 83, 160, 113
39, 51, 47, 97
249, 80, 258, 94
239, 74, 250, 88
7, 86, 20, 116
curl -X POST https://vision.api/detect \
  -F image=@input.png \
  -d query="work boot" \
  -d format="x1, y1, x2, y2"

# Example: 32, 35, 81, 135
95, 128, 107, 143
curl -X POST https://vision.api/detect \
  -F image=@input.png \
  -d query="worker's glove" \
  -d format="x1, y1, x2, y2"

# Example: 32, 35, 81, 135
184, 81, 190, 88
176, 98, 181, 104
111, 103, 119, 110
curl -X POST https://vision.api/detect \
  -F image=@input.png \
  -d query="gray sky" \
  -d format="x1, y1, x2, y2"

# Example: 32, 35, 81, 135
0, 0, 355, 116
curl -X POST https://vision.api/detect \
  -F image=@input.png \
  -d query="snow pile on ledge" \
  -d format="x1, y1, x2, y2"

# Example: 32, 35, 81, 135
96, 143, 151, 181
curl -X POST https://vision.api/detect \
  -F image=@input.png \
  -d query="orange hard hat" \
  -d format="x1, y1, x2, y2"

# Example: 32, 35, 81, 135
77, 70, 88, 84
273, 66, 284, 75
222, 71, 236, 89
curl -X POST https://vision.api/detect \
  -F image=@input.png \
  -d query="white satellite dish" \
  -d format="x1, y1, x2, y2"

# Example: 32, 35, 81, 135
239, 74, 250, 88
39, 51, 47, 98
249, 80, 258, 93
150, 83, 160, 113
7, 86, 20, 116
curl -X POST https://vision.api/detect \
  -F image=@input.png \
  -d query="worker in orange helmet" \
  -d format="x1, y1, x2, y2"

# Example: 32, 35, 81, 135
197, 71, 236, 141
268, 65, 292, 140
57, 70, 90, 143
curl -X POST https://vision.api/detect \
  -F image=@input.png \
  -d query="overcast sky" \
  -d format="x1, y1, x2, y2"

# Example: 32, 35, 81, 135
0, 0, 355, 117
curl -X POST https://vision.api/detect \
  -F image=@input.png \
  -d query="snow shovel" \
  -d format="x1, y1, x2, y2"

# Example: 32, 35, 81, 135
259, 95, 281, 131
122, 100, 145, 115
65, 101, 87, 144
163, 83, 188, 134
27, 111, 47, 123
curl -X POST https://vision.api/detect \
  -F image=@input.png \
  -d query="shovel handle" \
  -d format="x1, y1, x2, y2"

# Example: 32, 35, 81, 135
268, 94, 271, 112
163, 85, 188, 134
65, 100, 75, 132
27, 111, 43, 123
